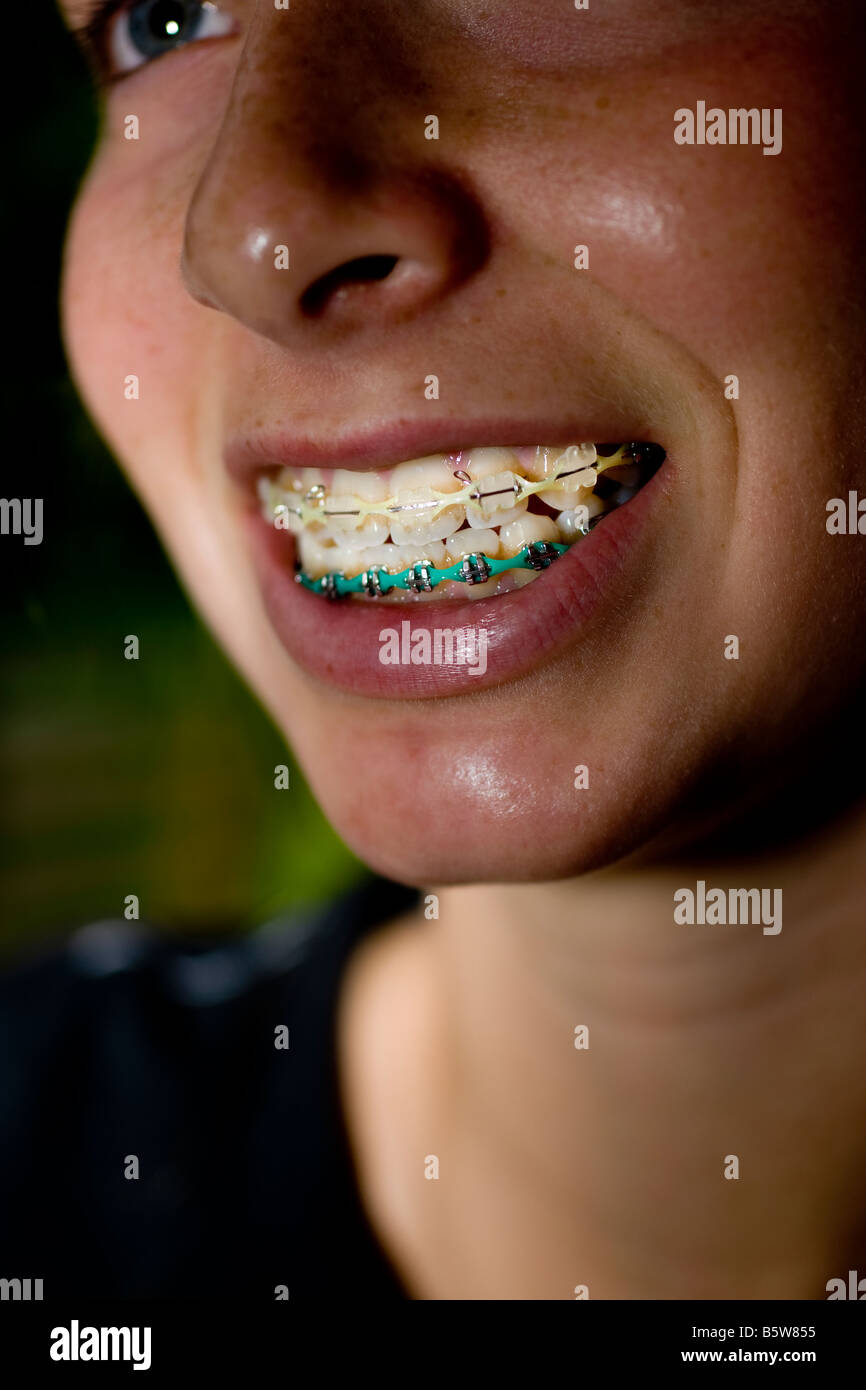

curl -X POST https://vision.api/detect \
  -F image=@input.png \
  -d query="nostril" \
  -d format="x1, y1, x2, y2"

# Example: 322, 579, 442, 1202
301, 254, 400, 317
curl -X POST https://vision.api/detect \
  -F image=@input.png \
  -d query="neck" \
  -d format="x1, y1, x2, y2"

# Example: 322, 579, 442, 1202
415, 804, 866, 1298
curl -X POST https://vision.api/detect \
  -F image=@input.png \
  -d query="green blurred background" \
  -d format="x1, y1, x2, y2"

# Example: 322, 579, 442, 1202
0, 8, 364, 957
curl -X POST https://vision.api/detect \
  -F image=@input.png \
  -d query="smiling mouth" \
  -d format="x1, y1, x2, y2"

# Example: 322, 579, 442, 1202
257, 441, 666, 602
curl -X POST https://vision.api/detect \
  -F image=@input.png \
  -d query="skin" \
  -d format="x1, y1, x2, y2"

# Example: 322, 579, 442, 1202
60, 0, 866, 1297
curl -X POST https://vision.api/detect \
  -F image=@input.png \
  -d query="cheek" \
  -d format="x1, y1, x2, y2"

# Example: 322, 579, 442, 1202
62, 149, 283, 699
61, 51, 239, 499
495, 33, 859, 375
63, 176, 197, 490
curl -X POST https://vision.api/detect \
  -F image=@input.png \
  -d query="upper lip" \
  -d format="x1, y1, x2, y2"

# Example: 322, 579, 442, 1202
225, 415, 660, 495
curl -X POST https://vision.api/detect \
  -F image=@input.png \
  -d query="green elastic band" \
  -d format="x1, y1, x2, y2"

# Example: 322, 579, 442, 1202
296, 542, 570, 598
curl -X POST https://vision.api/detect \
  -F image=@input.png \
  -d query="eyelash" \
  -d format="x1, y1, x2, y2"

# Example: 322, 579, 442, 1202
80, 0, 236, 83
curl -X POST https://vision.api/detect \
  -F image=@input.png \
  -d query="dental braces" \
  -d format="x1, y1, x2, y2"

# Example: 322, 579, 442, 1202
295, 539, 574, 600
264, 441, 634, 530
281, 441, 665, 599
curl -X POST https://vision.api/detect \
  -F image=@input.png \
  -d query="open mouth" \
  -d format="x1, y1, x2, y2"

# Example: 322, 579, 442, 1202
257, 441, 666, 602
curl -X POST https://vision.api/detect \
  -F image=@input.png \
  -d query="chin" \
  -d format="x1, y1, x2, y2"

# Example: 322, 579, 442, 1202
280, 703, 698, 886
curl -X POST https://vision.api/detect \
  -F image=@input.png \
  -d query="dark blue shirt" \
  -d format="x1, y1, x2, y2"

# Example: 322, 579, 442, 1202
0, 878, 416, 1300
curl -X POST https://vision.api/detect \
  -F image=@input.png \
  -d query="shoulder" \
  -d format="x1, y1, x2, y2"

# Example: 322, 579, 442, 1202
0, 911, 333, 1153
0, 881, 419, 1298
0, 874, 419, 1024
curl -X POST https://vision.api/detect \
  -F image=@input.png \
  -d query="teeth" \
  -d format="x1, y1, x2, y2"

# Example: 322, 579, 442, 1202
522, 441, 597, 482
323, 511, 391, 548
297, 529, 339, 575
543, 450, 599, 509
563, 442, 598, 470
261, 439, 661, 600
544, 483, 596, 513
497, 569, 538, 592
322, 473, 390, 546
464, 578, 501, 601
386, 455, 467, 548
464, 450, 528, 529
557, 507, 588, 542
466, 472, 528, 529
278, 466, 322, 493
259, 477, 304, 534
340, 544, 395, 576
301, 539, 450, 580
388, 489, 466, 546
382, 540, 448, 574
274, 504, 305, 534
261, 442, 611, 532
542, 446, 599, 511
446, 528, 500, 562
569, 467, 598, 489
331, 469, 387, 502
465, 447, 520, 477
498, 513, 560, 557
389, 456, 465, 493
516, 446, 563, 481
557, 496, 606, 540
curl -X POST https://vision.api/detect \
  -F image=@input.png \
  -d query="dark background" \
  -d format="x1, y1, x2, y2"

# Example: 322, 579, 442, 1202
0, 8, 363, 956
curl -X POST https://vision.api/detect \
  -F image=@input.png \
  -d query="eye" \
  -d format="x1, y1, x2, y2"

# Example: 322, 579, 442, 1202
106, 0, 236, 76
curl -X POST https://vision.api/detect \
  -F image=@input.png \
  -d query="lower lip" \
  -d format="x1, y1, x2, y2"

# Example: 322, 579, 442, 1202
245, 464, 671, 698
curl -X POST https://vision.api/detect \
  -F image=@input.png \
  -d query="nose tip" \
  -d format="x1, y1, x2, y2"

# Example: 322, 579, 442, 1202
181, 173, 488, 346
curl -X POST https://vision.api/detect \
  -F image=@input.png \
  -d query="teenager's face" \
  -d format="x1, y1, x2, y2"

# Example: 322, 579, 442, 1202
61, 0, 866, 883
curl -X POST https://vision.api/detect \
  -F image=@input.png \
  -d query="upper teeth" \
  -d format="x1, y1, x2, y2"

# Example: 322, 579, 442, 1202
260, 443, 601, 528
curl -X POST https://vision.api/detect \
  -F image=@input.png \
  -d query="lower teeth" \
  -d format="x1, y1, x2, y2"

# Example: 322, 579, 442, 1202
295, 541, 569, 600
262, 441, 663, 601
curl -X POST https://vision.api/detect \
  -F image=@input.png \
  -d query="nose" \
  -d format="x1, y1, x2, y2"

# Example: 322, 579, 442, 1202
180, 6, 488, 346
